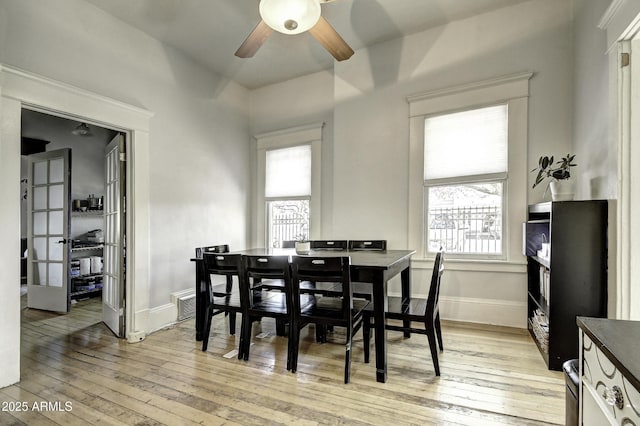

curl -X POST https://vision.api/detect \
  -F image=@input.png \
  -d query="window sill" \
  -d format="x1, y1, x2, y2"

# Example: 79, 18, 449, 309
412, 257, 526, 273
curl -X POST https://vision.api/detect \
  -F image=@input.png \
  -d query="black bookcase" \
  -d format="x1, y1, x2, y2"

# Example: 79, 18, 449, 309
525, 200, 608, 370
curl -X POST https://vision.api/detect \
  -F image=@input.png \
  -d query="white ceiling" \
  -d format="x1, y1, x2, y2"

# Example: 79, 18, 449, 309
84, 0, 529, 90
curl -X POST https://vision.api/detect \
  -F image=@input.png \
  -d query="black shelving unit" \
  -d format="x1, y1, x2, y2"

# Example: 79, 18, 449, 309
525, 200, 608, 370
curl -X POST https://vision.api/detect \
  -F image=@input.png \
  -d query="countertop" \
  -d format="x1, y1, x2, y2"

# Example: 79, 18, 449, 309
577, 317, 640, 393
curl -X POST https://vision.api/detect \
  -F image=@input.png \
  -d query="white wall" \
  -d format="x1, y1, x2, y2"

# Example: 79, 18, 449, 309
573, 0, 615, 200
250, 0, 575, 327
0, 0, 251, 387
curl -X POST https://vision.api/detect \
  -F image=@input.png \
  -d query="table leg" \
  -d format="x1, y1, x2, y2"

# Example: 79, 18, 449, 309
401, 264, 411, 338
372, 273, 387, 383
194, 259, 205, 341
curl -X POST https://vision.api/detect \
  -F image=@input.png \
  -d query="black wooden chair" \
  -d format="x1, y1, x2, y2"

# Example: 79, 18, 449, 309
239, 255, 315, 365
289, 256, 371, 384
384, 249, 445, 376
201, 252, 244, 354
196, 244, 232, 295
311, 240, 348, 250
347, 240, 387, 300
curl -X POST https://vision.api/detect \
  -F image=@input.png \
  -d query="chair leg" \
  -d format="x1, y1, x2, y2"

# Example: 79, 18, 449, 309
363, 314, 371, 364
238, 314, 246, 360
435, 313, 444, 351
426, 322, 440, 376
276, 318, 286, 336
229, 312, 236, 335
242, 317, 253, 361
202, 307, 213, 352
344, 329, 353, 384
315, 324, 326, 343
291, 326, 301, 373
286, 323, 293, 371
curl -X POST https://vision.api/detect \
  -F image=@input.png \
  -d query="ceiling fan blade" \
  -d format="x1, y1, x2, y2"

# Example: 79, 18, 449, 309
309, 16, 354, 61
235, 20, 273, 58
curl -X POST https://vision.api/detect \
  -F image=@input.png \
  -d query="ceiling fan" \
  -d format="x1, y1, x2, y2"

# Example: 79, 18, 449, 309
235, 0, 354, 61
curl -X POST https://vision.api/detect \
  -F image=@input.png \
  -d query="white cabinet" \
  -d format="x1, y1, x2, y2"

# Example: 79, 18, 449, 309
578, 318, 640, 425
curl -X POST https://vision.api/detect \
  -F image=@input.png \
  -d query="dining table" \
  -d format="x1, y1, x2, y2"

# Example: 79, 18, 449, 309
191, 247, 415, 383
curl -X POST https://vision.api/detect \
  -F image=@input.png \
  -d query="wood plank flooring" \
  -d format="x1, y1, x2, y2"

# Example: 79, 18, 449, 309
4, 296, 565, 425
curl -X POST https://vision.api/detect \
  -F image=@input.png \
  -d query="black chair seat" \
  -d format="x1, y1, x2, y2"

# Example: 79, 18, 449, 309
211, 292, 242, 308
258, 278, 340, 296
351, 281, 373, 300
251, 292, 315, 315
385, 296, 428, 321
310, 297, 369, 318
211, 282, 234, 296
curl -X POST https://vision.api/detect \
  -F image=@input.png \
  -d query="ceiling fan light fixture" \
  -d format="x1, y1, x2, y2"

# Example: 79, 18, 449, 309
259, 0, 321, 35
71, 122, 92, 137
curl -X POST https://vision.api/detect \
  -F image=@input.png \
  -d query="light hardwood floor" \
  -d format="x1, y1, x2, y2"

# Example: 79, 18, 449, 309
3, 296, 565, 425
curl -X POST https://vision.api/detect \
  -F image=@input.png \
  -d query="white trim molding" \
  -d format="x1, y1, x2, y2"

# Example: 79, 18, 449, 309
439, 296, 527, 329
407, 72, 532, 261
599, 0, 640, 50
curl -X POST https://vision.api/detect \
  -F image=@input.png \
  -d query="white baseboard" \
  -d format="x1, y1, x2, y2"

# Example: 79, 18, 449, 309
439, 296, 527, 329
134, 293, 527, 337
135, 302, 178, 335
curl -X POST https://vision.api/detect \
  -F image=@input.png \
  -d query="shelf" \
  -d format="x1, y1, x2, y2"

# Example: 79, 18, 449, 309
71, 273, 102, 280
527, 327, 550, 366
72, 210, 104, 217
528, 291, 549, 316
70, 288, 102, 298
71, 245, 103, 252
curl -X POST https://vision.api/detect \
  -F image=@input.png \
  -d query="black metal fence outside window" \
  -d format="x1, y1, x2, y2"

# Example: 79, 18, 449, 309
268, 200, 309, 248
427, 205, 501, 254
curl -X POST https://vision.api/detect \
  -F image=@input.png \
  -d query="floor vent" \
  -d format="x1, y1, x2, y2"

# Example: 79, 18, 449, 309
171, 288, 196, 321
177, 293, 196, 321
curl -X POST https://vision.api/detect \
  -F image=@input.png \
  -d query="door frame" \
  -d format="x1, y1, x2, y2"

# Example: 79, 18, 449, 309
0, 64, 153, 368
598, 2, 640, 320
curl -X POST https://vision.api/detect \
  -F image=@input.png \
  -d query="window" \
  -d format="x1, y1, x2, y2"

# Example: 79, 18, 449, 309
255, 123, 322, 249
407, 73, 531, 262
424, 105, 507, 256
265, 145, 311, 248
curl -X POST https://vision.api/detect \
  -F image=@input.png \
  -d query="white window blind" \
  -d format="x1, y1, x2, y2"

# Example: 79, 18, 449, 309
265, 144, 311, 197
424, 105, 508, 181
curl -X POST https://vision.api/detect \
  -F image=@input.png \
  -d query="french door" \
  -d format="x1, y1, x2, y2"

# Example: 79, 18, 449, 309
103, 134, 126, 337
27, 149, 71, 312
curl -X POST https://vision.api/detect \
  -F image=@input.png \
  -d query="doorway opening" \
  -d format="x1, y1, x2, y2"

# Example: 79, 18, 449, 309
20, 108, 127, 336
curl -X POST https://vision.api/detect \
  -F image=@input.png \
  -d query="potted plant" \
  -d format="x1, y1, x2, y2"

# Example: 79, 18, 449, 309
531, 153, 577, 201
294, 233, 310, 254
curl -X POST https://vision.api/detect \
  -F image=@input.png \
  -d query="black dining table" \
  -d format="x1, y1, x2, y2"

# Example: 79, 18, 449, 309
191, 247, 415, 383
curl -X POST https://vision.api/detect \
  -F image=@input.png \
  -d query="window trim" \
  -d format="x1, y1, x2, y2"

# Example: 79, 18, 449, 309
255, 122, 323, 248
407, 73, 532, 261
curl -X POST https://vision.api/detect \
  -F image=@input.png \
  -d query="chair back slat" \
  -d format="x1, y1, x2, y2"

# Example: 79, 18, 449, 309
203, 252, 241, 275
348, 240, 386, 251
196, 244, 229, 257
310, 240, 348, 250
